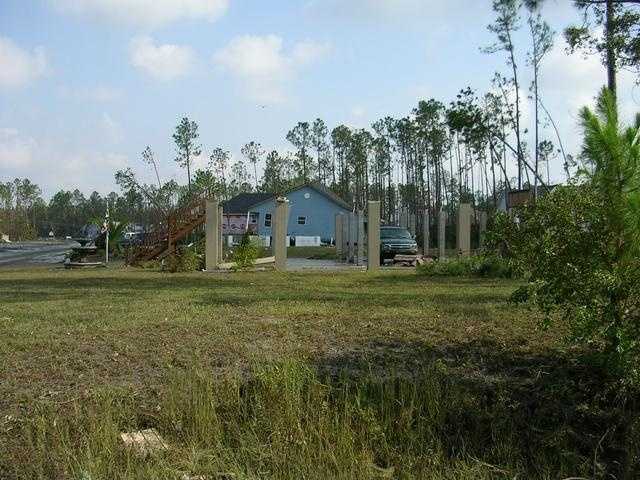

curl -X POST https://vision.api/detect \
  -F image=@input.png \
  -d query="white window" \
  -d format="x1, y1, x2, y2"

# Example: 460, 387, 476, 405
264, 213, 272, 227
297, 216, 307, 225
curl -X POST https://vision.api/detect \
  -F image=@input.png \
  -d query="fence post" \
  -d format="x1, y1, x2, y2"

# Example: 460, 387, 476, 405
205, 199, 220, 271
367, 201, 380, 271
274, 197, 289, 271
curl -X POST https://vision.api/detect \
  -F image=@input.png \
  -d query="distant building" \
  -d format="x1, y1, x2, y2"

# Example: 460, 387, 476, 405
222, 183, 351, 244
497, 185, 556, 212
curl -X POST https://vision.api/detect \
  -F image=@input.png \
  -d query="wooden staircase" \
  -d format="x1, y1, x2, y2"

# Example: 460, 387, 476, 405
128, 196, 207, 265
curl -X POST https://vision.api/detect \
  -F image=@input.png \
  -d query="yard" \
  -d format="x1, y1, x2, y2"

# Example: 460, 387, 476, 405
0, 267, 637, 478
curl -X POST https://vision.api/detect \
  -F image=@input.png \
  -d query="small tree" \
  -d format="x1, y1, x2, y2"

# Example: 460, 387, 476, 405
173, 117, 201, 193
491, 89, 640, 381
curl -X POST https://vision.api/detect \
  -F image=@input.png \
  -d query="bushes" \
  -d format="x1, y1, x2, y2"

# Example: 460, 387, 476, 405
487, 89, 640, 383
416, 255, 514, 279
232, 232, 260, 270
163, 245, 203, 273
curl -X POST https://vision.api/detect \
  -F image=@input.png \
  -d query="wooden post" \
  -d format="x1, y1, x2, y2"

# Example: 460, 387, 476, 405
274, 197, 289, 271
205, 199, 220, 271
367, 201, 380, 271
457, 203, 472, 256
423, 210, 430, 256
438, 208, 446, 260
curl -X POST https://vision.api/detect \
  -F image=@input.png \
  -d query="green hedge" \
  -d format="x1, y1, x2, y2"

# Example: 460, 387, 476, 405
416, 255, 515, 279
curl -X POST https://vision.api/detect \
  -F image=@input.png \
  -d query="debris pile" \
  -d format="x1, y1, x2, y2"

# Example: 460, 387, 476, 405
392, 254, 431, 267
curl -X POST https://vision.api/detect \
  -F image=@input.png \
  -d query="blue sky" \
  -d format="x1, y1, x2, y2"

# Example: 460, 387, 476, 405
1, 0, 638, 198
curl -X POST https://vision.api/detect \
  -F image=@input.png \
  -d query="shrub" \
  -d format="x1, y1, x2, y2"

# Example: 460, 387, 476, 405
416, 255, 514, 278
232, 232, 259, 270
163, 245, 203, 273
489, 89, 640, 383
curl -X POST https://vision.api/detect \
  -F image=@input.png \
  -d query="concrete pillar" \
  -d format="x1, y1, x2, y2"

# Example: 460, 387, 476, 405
218, 206, 224, 263
438, 208, 446, 260
357, 210, 365, 266
341, 214, 349, 262
335, 213, 343, 257
408, 213, 416, 236
478, 211, 488, 248
423, 210, 430, 256
399, 207, 408, 229
367, 201, 381, 271
274, 197, 289, 271
205, 199, 220, 271
457, 203, 472, 256
347, 212, 355, 263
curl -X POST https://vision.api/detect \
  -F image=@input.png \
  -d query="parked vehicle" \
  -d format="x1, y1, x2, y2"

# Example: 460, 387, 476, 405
380, 226, 417, 262
118, 231, 145, 248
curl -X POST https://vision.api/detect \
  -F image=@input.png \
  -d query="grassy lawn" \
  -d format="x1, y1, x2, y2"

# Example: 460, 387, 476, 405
0, 267, 637, 478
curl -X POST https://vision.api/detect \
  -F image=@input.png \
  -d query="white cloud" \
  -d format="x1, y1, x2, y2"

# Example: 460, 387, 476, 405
0, 128, 37, 169
53, 0, 229, 29
213, 35, 330, 104
0, 126, 129, 196
129, 36, 195, 81
0, 37, 47, 89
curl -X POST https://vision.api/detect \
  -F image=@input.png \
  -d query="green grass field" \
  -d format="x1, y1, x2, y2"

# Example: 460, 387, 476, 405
0, 267, 637, 478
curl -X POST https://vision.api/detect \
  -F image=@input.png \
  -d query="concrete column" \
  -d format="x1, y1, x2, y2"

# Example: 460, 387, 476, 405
478, 211, 488, 248
423, 210, 430, 256
367, 201, 381, 271
341, 214, 349, 262
457, 203, 472, 256
347, 212, 355, 263
438, 208, 446, 260
356, 211, 365, 265
273, 197, 289, 271
218, 206, 224, 263
205, 199, 220, 271
409, 213, 416, 236
335, 213, 343, 257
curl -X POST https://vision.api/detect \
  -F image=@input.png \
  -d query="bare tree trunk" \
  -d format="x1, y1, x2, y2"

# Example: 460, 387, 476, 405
606, 0, 617, 95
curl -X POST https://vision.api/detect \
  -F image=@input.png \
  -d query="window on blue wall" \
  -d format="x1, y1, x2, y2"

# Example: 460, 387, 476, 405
264, 213, 272, 227
297, 216, 307, 225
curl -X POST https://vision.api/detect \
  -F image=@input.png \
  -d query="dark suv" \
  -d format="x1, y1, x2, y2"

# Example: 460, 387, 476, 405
380, 226, 417, 262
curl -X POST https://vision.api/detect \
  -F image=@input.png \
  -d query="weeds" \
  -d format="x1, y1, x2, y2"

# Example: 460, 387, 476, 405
4, 361, 636, 479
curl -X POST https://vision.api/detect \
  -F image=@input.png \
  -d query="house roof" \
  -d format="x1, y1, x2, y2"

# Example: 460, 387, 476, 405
223, 183, 352, 213
222, 193, 274, 213
292, 182, 352, 211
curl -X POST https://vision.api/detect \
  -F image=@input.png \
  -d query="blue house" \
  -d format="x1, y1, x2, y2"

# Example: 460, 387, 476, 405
222, 183, 351, 244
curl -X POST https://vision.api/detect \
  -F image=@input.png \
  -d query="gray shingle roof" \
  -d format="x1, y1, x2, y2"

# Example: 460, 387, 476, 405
222, 193, 274, 213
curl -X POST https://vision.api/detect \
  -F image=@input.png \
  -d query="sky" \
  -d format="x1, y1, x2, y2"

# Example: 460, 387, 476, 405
1, 0, 639, 199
